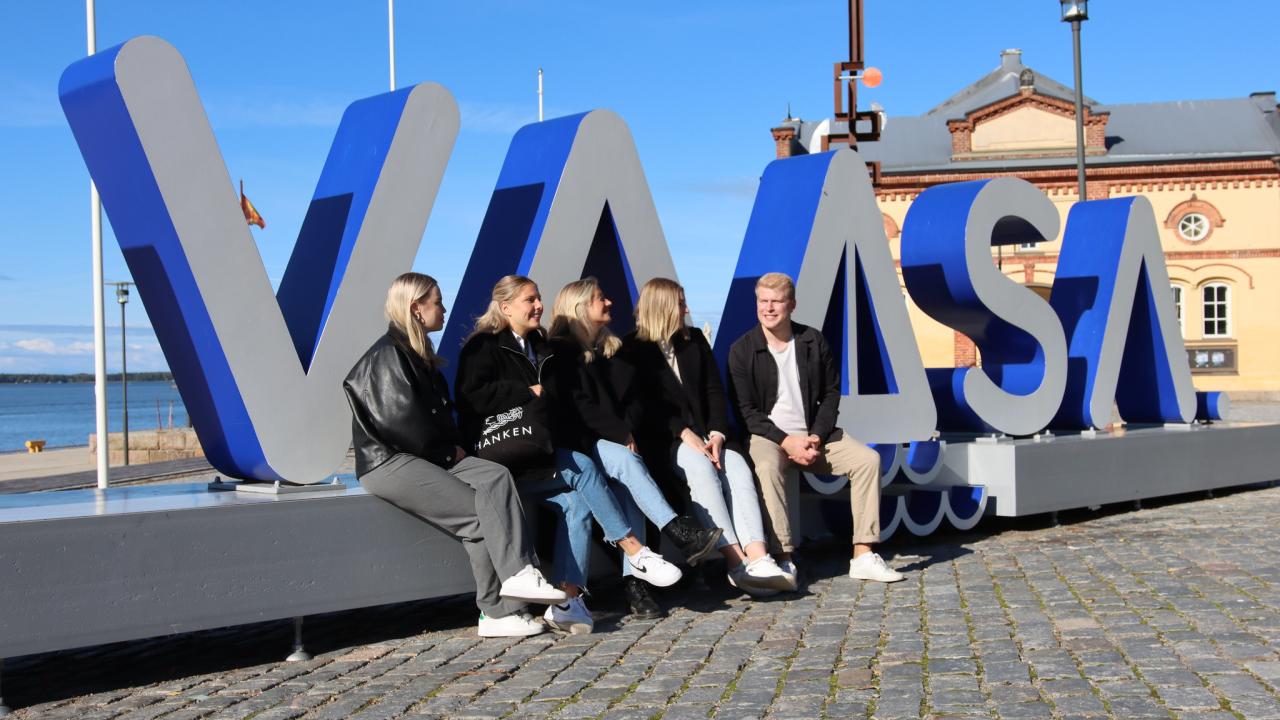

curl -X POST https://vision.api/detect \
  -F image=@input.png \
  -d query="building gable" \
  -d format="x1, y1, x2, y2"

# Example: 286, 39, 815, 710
947, 88, 1108, 161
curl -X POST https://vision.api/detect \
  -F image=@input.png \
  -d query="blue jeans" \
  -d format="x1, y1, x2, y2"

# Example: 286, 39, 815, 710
520, 448, 635, 589
674, 444, 765, 550
592, 439, 679, 577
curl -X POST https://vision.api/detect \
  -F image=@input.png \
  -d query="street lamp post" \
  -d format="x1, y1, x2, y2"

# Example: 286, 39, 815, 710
1060, 0, 1089, 201
112, 282, 132, 465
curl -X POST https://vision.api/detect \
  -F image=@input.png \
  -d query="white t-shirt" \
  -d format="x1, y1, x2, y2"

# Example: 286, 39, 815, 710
767, 339, 808, 434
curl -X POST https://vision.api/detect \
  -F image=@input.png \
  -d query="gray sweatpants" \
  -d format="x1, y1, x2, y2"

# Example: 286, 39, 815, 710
361, 453, 537, 619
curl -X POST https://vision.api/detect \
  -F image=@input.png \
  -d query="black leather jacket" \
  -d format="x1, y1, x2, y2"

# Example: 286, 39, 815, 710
343, 326, 461, 477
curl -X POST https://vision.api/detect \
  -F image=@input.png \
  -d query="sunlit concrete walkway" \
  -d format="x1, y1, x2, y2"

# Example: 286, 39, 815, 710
0, 446, 93, 483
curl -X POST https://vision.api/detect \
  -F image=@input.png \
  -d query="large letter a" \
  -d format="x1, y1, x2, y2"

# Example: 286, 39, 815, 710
713, 150, 935, 443
439, 110, 678, 372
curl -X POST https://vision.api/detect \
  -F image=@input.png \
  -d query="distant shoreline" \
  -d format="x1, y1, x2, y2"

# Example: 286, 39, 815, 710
0, 373, 173, 384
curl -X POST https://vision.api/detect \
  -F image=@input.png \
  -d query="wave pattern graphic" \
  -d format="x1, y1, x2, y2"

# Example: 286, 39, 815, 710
802, 439, 987, 540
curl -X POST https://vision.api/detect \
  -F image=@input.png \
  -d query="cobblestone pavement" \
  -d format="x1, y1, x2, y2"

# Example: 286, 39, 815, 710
10, 482, 1280, 719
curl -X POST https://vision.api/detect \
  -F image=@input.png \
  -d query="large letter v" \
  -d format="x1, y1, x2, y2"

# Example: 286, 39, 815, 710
59, 37, 459, 482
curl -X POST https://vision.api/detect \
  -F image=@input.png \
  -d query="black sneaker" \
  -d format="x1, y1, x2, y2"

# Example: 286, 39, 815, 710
661, 515, 723, 566
623, 576, 665, 620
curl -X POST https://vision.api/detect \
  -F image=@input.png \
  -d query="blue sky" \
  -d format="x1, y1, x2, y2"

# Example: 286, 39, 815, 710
1, 1, 1276, 373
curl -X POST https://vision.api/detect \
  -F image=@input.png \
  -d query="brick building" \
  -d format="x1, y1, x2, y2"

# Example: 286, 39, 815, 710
772, 49, 1280, 392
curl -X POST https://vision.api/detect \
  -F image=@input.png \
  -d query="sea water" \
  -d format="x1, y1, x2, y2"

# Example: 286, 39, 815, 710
0, 381, 188, 452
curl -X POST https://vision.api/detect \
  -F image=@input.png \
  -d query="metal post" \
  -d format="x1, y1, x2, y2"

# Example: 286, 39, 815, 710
88, 0, 109, 489
1071, 19, 1087, 201
538, 68, 544, 122
286, 617, 312, 662
0, 657, 9, 716
119, 287, 129, 465
387, 0, 396, 91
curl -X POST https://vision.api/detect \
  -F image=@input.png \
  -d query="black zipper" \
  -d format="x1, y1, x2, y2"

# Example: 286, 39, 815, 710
499, 344, 555, 384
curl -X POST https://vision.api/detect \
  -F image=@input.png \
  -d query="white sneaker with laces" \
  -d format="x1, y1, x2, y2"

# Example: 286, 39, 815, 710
478, 611, 545, 637
745, 556, 797, 591
727, 563, 780, 598
499, 565, 569, 603
848, 552, 905, 583
626, 546, 682, 587
544, 596, 594, 634
777, 558, 799, 591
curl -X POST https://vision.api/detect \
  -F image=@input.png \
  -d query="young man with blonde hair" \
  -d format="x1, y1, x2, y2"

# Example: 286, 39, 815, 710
727, 272, 903, 586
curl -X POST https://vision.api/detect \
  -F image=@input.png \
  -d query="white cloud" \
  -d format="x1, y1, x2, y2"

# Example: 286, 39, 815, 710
13, 338, 95, 355
14, 338, 55, 354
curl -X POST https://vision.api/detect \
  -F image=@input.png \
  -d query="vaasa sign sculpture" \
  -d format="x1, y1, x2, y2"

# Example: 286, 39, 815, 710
59, 37, 1212, 484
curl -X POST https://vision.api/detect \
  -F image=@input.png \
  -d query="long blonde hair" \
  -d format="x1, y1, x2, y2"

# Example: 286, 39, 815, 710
470, 275, 538, 339
635, 278, 688, 343
549, 277, 621, 362
385, 272, 444, 368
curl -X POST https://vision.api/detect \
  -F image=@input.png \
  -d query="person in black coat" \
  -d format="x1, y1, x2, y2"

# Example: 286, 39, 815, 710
455, 275, 681, 632
343, 272, 567, 638
544, 277, 724, 619
621, 278, 792, 596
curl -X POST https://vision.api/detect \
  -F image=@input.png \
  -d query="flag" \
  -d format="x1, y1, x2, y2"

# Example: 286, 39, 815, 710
240, 179, 265, 229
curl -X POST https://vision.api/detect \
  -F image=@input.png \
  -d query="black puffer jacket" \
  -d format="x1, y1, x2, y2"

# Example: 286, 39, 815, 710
343, 326, 461, 477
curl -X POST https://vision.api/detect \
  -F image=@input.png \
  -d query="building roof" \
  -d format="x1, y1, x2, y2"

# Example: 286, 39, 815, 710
786, 50, 1280, 175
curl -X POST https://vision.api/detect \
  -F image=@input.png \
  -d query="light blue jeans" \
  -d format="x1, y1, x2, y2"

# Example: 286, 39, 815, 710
592, 439, 679, 577
674, 444, 766, 550
520, 448, 635, 589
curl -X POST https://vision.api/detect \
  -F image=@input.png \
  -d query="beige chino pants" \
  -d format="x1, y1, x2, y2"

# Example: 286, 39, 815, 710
749, 431, 881, 553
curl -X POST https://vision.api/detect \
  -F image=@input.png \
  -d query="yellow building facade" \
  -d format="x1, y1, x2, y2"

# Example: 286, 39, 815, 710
774, 50, 1280, 393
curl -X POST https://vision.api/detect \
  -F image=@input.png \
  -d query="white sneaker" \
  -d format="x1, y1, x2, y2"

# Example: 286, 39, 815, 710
848, 552, 905, 583
746, 556, 798, 591
777, 558, 799, 591
478, 611, 545, 637
544, 596, 594, 634
626, 546, 682, 587
727, 563, 780, 598
499, 565, 569, 604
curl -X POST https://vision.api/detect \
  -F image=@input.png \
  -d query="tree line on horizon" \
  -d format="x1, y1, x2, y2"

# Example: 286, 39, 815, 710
0, 372, 174, 384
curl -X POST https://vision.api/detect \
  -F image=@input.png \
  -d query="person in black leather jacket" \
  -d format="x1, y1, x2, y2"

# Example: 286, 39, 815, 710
343, 272, 567, 638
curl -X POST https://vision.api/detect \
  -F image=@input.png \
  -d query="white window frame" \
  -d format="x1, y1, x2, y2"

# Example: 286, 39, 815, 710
1170, 284, 1184, 337
1201, 282, 1231, 338
1177, 212, 1210, 242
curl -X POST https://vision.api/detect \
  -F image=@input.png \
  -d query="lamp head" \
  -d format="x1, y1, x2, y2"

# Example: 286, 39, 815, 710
116, 284, 129, 305
1060, 0, 1088, 22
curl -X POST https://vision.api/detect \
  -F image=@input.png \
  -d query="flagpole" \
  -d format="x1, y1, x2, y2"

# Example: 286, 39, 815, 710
388, 0, 396, 91
87, 0, 109, 490
538, 68, 544, 122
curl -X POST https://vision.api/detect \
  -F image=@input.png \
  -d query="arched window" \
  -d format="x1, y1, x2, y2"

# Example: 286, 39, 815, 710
1201, 283, 1230, 338
1170, 284, 1184, 337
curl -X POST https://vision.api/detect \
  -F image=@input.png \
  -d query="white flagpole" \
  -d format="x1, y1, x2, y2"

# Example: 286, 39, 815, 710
538, 67, 544, 122
87, 0, 109, 489
388, 0, 396, 91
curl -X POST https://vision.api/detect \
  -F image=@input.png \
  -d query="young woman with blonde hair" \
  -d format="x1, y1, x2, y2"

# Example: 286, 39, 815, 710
622, 278, 791, 596
545, 277, 723, 618
455, 275, 680, 633
344, 272, 566, 637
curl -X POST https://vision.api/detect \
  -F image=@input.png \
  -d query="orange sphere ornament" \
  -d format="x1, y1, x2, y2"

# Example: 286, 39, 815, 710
861, 66, 883, 89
